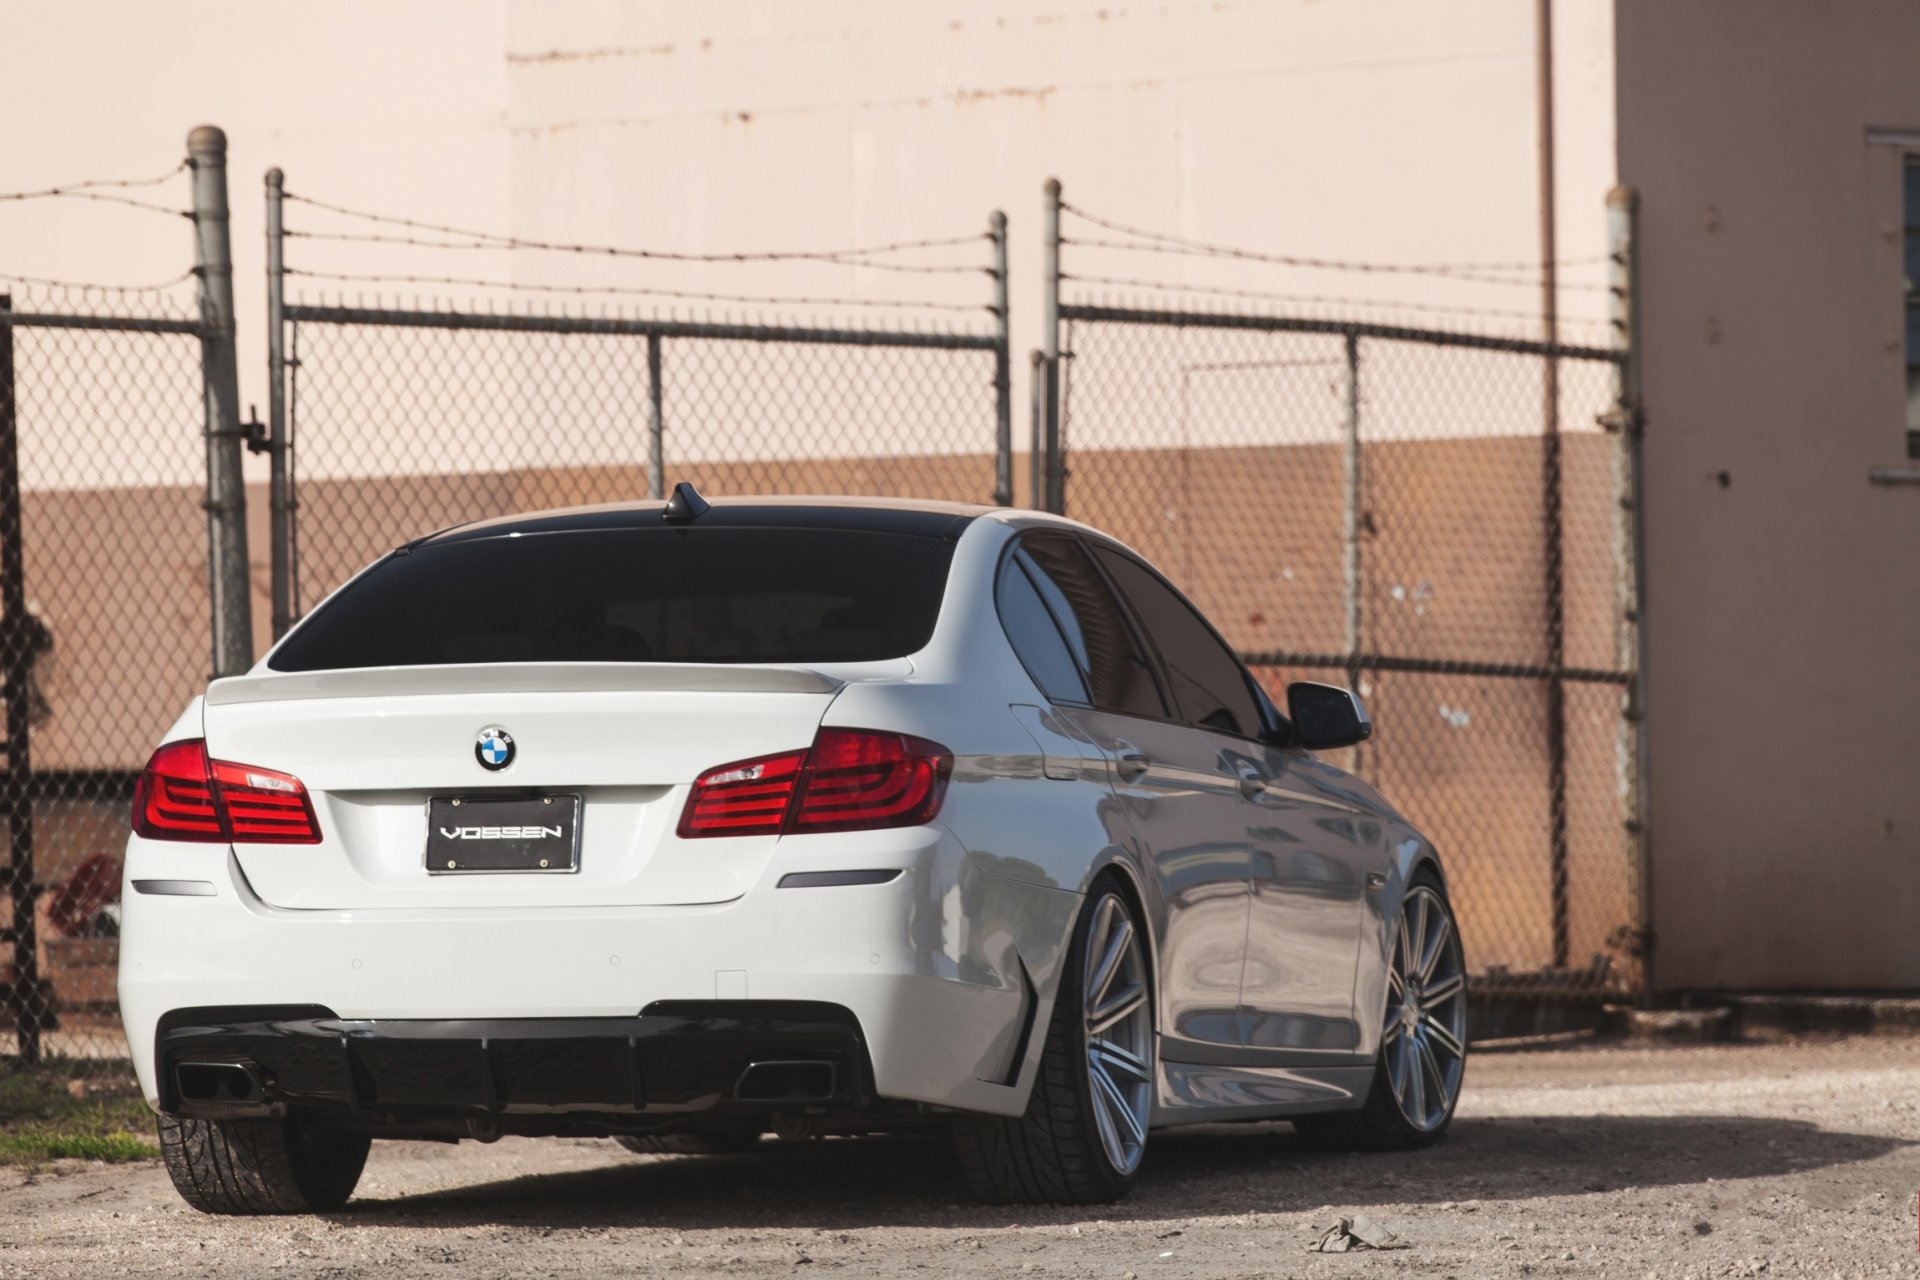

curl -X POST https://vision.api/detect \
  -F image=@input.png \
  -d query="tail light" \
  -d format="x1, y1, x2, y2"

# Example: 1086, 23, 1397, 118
678, 728, 951, 839
132, 739, 322, 844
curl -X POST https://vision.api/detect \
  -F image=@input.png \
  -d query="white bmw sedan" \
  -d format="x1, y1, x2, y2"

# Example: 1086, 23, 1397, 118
119, 489, 1466, 1214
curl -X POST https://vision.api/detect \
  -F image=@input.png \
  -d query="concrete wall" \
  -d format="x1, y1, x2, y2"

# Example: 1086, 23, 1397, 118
1617, 0, 1920, 990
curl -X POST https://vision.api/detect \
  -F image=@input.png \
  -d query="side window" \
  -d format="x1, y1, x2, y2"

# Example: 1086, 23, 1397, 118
1018, 534, 1168, 720
995, 555, 1089, 704
1090, 546, 1265, 739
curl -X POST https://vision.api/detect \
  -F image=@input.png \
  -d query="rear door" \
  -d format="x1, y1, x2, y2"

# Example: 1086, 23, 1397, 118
1016, 532, 1250, 1052
1086, 544, 1368, 1055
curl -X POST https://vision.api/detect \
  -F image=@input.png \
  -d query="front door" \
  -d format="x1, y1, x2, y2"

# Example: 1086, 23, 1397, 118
1239, 747, 1370, 1053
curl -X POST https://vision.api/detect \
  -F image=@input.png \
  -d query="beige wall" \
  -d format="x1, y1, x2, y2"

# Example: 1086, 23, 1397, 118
1617, 0, 1920, 990
4, 0, 1619, 487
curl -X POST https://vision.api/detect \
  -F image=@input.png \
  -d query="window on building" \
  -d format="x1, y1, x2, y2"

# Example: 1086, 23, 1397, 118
1906, 157, 1920, 457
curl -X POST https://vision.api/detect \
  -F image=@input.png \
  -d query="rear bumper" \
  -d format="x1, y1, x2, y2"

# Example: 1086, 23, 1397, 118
118, 830, 1084, 1120
157, 1002, 870, 1122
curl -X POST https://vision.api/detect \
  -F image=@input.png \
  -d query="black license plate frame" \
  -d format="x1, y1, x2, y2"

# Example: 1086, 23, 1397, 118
425, 794, 582, 875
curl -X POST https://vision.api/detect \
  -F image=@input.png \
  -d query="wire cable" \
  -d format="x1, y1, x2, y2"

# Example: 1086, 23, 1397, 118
0, 162, 191, 218
286, 227, 988, 274
1063, 272, 1614, 332
284, 267, 992, 313
0, 267, 197, 294
283, 191, 988, 267
0, 161, 187, 200
1061, 202, 1608, 283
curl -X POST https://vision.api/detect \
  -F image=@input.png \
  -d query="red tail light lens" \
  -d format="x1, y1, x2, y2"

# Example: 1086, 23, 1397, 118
678, 729, 951, 839
132, 740, 222, 839
676, 748, 808, 838
132, 739, 322, 844
792, 729, 949, 834
209, 759, 323, 843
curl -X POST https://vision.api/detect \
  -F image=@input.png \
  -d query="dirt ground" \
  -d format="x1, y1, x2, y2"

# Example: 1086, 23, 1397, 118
5, 1034, 1920, 1278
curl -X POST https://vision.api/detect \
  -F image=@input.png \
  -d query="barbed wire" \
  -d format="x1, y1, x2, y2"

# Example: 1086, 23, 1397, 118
1063, 272, 1614, 334
0, 162, 192, 219
283, 191, 990, 269
1061, 201, 1609, 285
0, 190, 188, 218
0, 267, 198, 294
285, 227, 988, 275
284, 267, 991, 313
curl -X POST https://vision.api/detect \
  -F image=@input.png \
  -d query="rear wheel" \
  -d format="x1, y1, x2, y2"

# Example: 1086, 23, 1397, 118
158, 1111, 369, 1215
952, 876, 1154, 1204
1294, 870, 1468, 1150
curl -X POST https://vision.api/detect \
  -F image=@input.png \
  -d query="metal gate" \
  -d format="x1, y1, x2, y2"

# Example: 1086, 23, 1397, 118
264, 178, 1014, 632
1036, 185, 1649, 1001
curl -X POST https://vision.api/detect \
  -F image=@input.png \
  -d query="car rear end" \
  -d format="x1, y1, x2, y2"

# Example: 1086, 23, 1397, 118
118, 502, 1067, 1149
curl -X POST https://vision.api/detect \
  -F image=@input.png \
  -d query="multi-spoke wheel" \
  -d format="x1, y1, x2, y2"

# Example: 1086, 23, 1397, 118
952, 875, 1155, 1203
1382, 882, 1468, 1132
1294, 867, 1467, 1151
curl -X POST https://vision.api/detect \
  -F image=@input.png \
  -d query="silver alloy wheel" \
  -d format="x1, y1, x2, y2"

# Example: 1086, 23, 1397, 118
1082, 892, 1154, 1175
1383, 884, 1468, 1132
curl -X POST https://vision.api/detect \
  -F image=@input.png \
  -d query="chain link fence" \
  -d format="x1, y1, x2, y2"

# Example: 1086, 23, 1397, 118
281, 309, 1009, 618
2, 148, 1649, 1079
270, 187, 1014, 628
1, 283, 211, 1064
1050, 209, 1647, 1001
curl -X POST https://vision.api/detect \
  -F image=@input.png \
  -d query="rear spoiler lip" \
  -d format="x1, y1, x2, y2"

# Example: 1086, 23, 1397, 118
206, 662, 847, 707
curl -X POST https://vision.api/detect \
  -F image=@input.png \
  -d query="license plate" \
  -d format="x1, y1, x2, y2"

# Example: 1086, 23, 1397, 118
426, 795, 582, 874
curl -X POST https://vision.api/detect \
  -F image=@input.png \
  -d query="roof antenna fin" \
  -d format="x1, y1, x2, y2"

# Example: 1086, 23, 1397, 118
662, 481, 711, 525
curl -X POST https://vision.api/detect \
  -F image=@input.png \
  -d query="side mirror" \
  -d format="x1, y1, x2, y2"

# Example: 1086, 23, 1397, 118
1285, 681, 1373, 750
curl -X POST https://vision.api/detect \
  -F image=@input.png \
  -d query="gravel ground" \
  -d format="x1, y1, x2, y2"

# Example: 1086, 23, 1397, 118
5, 1034, 1920, 1278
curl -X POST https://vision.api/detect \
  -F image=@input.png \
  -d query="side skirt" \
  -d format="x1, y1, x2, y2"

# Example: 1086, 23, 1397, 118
1150, 1060, 1375, 1129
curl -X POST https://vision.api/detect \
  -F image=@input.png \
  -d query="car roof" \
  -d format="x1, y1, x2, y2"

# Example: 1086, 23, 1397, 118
416, 494, 995, 547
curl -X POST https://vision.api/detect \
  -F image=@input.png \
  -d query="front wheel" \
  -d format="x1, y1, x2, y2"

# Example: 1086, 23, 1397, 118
1294, 870, 1468, 1150
952, 876, 1155, 1204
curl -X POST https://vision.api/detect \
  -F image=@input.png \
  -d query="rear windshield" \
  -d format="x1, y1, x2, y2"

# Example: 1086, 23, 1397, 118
268, 526, 956, 671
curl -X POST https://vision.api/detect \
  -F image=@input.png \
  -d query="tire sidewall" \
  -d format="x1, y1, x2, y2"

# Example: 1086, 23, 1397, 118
1377, 869, 1466, 1144
1065, 874, 1151, 1197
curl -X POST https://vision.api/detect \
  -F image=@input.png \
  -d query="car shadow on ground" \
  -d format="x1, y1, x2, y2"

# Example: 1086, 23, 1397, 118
332, 1114, 1911, 1230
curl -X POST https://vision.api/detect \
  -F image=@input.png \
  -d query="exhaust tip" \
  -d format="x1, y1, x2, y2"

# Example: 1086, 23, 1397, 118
175, 1061, 266, 1107
734, 1059, 838, 1103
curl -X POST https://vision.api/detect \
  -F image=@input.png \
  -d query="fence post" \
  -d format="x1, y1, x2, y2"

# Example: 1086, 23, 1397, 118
1041, 178, 1065, 515
0, 295, 40, 1064
990, 210, 1012, 507
189, 126, 254, 678
646, 334, 665, 500
265, 167, 293, 640
1027, 349, 1045, 509
1341, 330, 1365, 775
1608, 184, 1652, 998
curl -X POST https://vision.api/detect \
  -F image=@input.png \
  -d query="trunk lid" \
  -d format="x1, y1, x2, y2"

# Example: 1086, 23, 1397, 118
201, 663, 843, 909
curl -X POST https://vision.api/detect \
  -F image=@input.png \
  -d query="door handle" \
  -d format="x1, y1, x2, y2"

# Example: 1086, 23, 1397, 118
1113, 742, 1150, 782
1234, 763, 1268, 799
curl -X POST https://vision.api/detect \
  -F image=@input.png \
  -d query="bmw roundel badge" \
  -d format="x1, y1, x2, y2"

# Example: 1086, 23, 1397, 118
475, 727, 515, 771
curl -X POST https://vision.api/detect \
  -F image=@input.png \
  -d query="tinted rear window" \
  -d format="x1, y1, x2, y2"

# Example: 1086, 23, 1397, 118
269, 527, 956, 671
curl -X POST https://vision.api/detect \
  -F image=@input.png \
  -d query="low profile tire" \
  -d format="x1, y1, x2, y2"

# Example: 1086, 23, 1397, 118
614, 1131, 762, 1156
1293, 868, 1468, 1152
158, 1111, 370, 1215
952, 875, 1155, 1205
